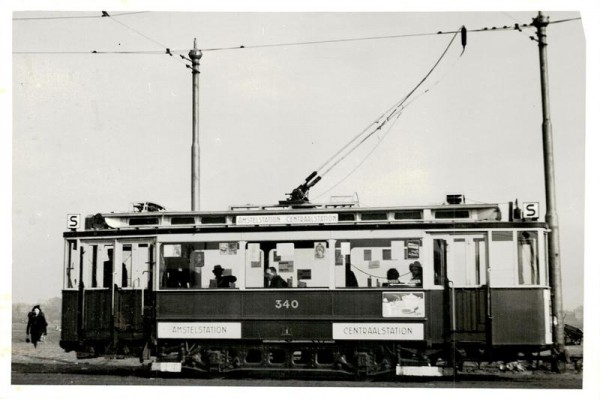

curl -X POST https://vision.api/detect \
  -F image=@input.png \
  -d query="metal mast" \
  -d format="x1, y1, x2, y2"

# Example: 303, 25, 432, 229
189, 39, 202, 211
532, 11, 565, 355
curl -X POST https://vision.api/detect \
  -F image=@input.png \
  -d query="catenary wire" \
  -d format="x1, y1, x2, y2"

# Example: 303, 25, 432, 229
12, 17, 581, 55
13, 11, 148, 20
317, 29, 460, 180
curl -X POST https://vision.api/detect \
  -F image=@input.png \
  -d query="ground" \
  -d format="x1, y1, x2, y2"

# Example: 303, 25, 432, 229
10, 322, 583, 388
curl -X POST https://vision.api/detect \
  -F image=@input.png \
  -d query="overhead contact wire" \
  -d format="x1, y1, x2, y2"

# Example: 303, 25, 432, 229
318, 29, 460, 179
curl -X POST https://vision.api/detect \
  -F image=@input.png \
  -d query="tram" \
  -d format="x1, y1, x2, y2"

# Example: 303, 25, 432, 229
60, 196, 552, 376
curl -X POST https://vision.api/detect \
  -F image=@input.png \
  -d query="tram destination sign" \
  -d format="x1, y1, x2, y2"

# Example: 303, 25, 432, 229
332, 323, 424, 340
236, 213, 338, 226
157, 322, 242, 339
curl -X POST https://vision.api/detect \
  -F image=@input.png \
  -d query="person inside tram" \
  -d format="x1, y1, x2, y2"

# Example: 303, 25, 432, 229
265, 267, 288, 288
383, 268, 400, 286
103, 249, 128, 288
212, 264, 237, 288
403, 261, 423, 287
345, 264, 359, 287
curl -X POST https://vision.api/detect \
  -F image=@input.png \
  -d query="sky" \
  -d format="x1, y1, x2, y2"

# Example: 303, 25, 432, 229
7, 9, 588, 310
2, 1, 600, 398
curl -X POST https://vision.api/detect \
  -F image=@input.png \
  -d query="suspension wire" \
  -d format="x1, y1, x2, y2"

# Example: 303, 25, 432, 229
12, 17, 580, 55
313, 35, 464, 202
313, 111, 403, 201
103, 13, 188, 67
316, 29, 460, 180
13, 11, 148, 20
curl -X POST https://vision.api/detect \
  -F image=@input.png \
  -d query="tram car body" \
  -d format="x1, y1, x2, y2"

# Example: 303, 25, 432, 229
60, 199, 552, 375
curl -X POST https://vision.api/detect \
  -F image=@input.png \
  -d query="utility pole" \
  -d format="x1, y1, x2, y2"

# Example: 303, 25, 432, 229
189, 39, 202, 211
532, 11, 565, 359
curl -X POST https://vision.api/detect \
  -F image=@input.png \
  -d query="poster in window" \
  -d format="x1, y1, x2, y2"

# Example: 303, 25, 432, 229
248, 243, 261, 261
219, 243, 228, 255
297, 269, 312, 280
406, 240, 420, 259
164, 244, 181, 257
314, 242, 326, 259
382, 249, 392, 260
368, 260, 380, 269
279, 261, 294, 272
190, 250, 204, 268
335, 249, 344, 266
220, 242, 238, 255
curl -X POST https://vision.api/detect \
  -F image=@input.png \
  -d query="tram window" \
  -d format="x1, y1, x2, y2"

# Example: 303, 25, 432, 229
171, 216, 196, 225
433, 240, 446, 286
361, 212, 388, 221
118, 244, 152, 289
394, 210, 423, 220
80, 243, 113, 289
450, 238, 478, 287
434, 210, 470, 219
338, 213, 355, 222
159, 242, 242, 289
335, 242, 358, 288
267, 241, 328, 288
518, 231, 540, 285
64, 241, 80, 290
489, 231, 516, 286
343, 239, 423, 288
129, 217, 159, 226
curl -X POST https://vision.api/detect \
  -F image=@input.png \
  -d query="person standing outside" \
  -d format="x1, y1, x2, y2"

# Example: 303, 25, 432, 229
26, 305, 48, 348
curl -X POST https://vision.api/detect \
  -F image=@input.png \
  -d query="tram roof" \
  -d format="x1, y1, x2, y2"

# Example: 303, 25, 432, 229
63, 201, 546, 236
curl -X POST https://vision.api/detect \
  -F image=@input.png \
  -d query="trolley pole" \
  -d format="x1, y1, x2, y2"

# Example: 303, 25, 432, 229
189, 39, 202, 211
532, 12, 565, 357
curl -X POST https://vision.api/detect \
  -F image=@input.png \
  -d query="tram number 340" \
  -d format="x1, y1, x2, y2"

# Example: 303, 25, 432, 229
275, 299, 299, 309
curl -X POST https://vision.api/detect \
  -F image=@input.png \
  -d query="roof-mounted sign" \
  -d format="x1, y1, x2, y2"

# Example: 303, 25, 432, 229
236, 213, 338, 226
66, 214, 80, 230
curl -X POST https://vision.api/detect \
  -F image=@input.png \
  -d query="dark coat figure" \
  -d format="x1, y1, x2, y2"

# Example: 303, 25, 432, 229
26, 305, 48, 348
345, 268, 358, 287
103, 249, 129, 288
265, 267, 288, 288
268, 275, 288, 288
212, 265, 237, 288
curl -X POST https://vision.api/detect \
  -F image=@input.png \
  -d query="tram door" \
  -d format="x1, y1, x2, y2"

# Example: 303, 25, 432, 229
433, 234, 488, 343
78, 240, 154, 342
113, 240, 155, 337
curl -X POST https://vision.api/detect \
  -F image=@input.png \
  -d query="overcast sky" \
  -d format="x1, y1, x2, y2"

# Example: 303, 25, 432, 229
5, 8, 590, 312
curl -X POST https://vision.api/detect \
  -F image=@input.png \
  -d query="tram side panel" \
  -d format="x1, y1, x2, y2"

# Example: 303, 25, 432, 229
155, 290, 440, 344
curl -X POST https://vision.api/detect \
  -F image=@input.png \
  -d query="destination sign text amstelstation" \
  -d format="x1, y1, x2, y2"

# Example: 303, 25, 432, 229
236, 213, 338, 226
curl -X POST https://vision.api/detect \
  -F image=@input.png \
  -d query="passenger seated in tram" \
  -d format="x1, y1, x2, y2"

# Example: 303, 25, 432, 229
265, 267, 288, 288
383, 268, 400, 286
401, 261, 423, 287
211, 265, 237, 288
